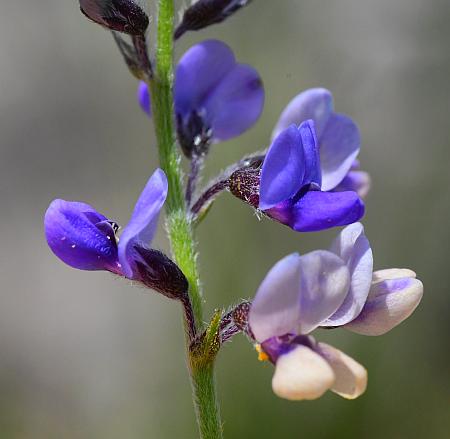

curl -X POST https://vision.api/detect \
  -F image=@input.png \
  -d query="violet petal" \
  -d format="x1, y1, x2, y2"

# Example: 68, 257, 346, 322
268, 190, 365, 232
320, 113, 360, 191
44, 200, 119, 272
202, 63, 264, 141
118, 169, 168, 279
272, 88, 333, 139
333, 170, 371, 199
174, 40, 236, 116
259, 125, 306, 211
299, 120, 322, 189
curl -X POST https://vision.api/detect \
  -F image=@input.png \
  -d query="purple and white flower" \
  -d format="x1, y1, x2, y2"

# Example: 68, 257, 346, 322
138, 40, 264, 157
248, 223, 423, 400
44, 169, 187, 298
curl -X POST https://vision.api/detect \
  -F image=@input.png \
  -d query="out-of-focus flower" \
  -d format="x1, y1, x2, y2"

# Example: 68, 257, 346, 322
138, 40, 264, 157
174, 0, 252, 40
229, 121, 365, 232
247, 223, 423, 400
44, 169, 187, 299
79, 0, 149, 35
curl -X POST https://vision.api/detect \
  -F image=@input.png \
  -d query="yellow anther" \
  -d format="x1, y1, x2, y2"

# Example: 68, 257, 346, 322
255, 344, 269, 362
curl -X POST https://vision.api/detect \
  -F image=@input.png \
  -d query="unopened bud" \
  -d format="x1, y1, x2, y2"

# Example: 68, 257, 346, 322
228, 158, 263, 209
133, 245, 188, 300
80, 0, 149, 35
175, 0, 252, 40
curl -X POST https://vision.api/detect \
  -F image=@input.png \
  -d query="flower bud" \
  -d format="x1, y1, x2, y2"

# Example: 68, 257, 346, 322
228, 158, 263, 209
175, 0, 252, 39
80, 0, 149, 35
133, 245, 189, 300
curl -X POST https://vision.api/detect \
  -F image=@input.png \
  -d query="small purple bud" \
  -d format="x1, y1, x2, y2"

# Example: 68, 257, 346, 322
175, 0, 252, 40
80, 0, 149, 35
133, 245, 189, 300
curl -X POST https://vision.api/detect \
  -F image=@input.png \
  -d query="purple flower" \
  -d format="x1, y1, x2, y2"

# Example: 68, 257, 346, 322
229, 120, 365, 232
138, 40, 264, 157
248, 223, 423, 400
44, 169, 187, 298
272, 88, 368, 194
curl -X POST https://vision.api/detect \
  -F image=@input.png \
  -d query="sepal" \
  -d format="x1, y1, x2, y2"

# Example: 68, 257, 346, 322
133, 245, 189, 300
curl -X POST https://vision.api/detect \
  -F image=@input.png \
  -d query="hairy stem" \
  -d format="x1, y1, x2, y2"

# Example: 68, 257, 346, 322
149, 1, 223, 438
186, 154, 205, 207
191, 364, 223, 439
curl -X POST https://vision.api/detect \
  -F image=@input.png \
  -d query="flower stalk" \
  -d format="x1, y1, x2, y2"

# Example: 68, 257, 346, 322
149, 0, 223, 437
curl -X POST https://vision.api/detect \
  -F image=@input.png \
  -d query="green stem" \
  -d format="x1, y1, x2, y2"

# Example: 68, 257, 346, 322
149, 1, 223, 438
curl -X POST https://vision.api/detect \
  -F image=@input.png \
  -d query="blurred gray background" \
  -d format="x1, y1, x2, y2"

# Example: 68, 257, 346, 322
1, 0, 449, 437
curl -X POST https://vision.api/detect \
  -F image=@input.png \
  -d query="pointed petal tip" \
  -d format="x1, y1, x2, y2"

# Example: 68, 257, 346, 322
272, 345, 335, 401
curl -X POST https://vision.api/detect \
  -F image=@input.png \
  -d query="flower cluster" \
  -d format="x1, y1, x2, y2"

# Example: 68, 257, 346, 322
45, 0, 423, 424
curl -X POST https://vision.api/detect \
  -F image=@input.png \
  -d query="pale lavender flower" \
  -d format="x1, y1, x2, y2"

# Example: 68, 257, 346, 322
248, 223, 423, 400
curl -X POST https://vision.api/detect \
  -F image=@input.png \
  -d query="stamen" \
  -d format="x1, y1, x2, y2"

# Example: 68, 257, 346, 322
255, 344, 269, 362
